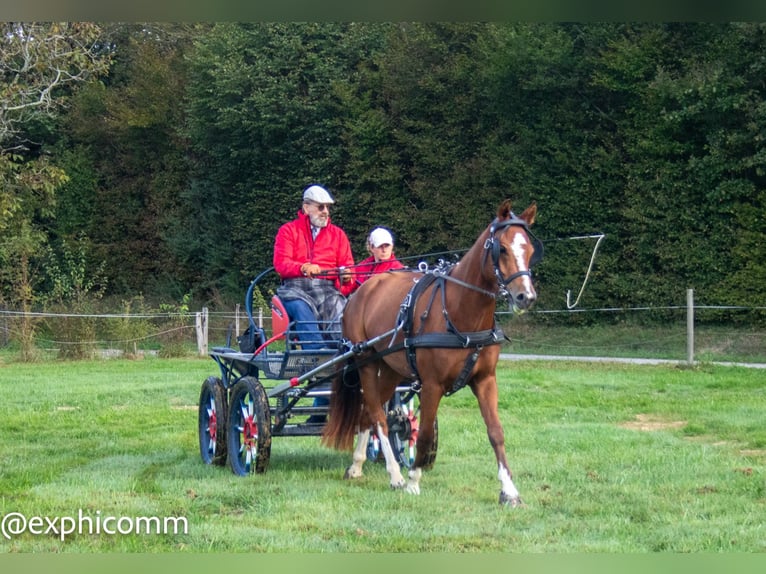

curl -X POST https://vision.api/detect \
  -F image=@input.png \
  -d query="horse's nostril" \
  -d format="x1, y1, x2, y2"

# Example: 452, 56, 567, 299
514, 291, 536, 309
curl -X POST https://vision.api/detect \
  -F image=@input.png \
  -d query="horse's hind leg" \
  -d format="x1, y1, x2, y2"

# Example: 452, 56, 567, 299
344, 420, 406, 488
344, 427, 370, 479
357, 361, 406, 489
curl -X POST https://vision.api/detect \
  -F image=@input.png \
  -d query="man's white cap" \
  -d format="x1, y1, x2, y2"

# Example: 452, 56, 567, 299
369, 227, 394, 248
303, 184, 335, 204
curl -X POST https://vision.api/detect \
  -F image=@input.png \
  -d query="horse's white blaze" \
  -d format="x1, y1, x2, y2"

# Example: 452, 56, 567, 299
510, 233, 534, 295
498, 464, 519, 499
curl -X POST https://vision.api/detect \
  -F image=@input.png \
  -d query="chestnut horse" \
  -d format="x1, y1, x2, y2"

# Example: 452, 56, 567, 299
321, 200, 540, 506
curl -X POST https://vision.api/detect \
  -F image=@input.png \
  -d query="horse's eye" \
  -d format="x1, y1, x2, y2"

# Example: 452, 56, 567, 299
499, 246, 508, 255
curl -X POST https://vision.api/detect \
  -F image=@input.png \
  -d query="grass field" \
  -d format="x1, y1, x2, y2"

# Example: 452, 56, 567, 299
0, 355, 764, 552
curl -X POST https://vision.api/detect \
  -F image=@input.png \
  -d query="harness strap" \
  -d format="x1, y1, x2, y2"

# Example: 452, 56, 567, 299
347, 326, 501, 396
406, 327, 503, 393
446, 349, 481, 396
380, 252, 511, 395
404, 328, 504, 350
398, 272, 438, 334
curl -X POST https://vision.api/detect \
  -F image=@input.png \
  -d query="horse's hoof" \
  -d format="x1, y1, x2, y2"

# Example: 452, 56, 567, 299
404, 482, 421, 495
344, 466, 363, 480
389, 480, 406, 490
499, 492, 524, 507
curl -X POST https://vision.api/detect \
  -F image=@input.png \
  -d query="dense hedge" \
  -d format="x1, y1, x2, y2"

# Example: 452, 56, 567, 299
10, 23, 766, 318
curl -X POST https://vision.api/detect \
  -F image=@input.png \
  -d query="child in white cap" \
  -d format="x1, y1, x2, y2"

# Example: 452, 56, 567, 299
351, 226, 405, 291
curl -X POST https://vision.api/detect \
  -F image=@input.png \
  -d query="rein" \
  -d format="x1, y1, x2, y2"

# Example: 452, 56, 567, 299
430, 267, 497, 299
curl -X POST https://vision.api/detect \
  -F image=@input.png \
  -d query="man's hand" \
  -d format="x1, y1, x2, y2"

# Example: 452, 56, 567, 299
339, 266, 352, 284
300, 263, 322, 278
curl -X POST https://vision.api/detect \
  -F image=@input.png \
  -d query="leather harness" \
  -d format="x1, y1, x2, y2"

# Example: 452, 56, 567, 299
344, 214, 541, 396
394, 267, 505, 395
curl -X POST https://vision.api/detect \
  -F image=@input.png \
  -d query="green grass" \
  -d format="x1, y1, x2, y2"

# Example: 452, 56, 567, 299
0, 356, 764, 552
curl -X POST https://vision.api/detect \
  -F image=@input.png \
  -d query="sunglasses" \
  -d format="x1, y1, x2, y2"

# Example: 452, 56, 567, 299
306, 201, 331, 212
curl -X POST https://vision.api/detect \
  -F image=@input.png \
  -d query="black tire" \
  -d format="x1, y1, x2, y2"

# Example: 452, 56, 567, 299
198, 376, 227, 466
371, 390, 439, 469
227, 376, 272, 475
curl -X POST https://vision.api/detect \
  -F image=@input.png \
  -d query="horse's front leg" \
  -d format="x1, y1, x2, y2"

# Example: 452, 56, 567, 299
375, 422, 406, 489
473, 374, 523, 507
344, 427, 370, 479
497, 461, 522, 507
405, 384, 440, 495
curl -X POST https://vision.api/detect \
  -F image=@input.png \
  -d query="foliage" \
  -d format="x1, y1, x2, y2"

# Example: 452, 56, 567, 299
177, 22, 766, 313
2, 22, 766, 337
0, 22, 109, 146
157, 293, 193, 358
0, 22, 110, 358
56, 23, 198, 297
42, 235, 106, 359
0, 154, 70, 360
105, 295, 153, 358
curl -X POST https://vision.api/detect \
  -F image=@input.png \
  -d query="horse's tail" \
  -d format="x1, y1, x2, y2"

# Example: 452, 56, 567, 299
321, 358, 363, 451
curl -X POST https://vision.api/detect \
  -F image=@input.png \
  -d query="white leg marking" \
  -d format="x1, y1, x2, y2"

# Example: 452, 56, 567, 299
405, 467, 422, 495
498, 464, 520, 499
376, 423, 406, 489
345, 428, 370, 479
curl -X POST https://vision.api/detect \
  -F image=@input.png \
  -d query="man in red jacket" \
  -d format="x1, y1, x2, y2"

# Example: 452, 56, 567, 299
273, 184, 354, 350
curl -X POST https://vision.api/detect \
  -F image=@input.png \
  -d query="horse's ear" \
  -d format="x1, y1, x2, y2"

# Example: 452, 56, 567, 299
497, 199, 513, 220
519, 202, 537, 226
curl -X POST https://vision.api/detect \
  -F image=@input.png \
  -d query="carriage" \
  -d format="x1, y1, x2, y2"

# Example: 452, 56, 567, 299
197, 266, 429, 476
197, 199, 541, 506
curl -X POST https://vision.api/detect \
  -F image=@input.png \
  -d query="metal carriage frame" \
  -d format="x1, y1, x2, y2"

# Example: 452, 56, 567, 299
197, 267, 434, 476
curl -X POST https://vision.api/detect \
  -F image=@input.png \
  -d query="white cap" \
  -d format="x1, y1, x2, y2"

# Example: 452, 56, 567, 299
303, 184, 335, 204
369, 227, 394, 248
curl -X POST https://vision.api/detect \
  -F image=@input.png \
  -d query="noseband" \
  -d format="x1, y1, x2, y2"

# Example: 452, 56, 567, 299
482, 215, 543, 299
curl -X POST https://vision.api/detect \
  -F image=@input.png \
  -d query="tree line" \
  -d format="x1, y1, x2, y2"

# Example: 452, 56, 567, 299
2, 22, 765, 341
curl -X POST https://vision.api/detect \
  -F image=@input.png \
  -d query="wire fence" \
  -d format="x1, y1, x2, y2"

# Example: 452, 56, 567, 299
1, 295, 765, 365
497, 300, 766, 365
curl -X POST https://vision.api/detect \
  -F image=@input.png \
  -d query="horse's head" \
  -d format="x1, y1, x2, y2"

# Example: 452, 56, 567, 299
485, 199, 542, 314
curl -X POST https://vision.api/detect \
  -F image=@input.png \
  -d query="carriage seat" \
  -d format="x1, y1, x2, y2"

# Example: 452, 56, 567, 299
270, 295, 291, 339
271, 293, 342, 352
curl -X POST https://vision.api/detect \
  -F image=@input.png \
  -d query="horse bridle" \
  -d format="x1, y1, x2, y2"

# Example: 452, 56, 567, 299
418, 215, 542, 303
483, 215, 543, 299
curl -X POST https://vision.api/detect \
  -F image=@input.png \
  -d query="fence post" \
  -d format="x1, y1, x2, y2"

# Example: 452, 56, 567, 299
196, 307, 208, 356
235, 304, 240, 337
687, 289, 694, 365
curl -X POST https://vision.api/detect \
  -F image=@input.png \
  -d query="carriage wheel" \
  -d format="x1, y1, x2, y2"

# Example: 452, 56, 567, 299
374, 390, 439, 469
227, 376, 272, 476
198, 376, 228, 466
